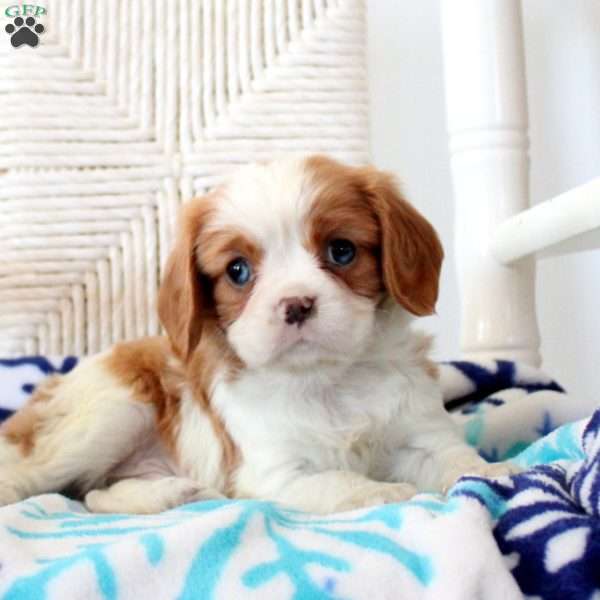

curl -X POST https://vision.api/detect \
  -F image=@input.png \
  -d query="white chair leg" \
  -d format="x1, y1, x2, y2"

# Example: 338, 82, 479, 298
440, 0, 541, 366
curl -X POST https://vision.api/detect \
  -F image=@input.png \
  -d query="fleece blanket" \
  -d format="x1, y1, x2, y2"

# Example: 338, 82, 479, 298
0, 357, 598, 600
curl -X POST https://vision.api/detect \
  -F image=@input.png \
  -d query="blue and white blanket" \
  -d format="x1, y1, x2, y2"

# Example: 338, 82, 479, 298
0, 357, 598, 599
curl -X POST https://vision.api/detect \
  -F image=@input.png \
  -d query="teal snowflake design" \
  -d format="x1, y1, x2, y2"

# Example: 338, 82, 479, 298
4, 498, 434, 600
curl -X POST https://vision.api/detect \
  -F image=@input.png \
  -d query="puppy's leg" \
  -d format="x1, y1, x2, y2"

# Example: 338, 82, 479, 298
391, 412, 519, 493
85, 477, 224, 514
0, 356, 158, 506
254, 469, 416, 514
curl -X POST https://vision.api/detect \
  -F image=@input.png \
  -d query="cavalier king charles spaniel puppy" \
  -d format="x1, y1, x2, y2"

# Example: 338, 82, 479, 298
0, 155, 516, 514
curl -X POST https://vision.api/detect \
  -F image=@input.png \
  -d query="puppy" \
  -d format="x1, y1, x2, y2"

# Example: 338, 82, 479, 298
0, 155, 514, 514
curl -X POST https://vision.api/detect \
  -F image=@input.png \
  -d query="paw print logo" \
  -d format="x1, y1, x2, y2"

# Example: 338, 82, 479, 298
5, 16, 45, 48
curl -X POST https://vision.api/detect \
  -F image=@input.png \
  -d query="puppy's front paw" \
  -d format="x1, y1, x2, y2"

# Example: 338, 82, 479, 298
85, 477, 225, 514
442, 461, 521, 493
162, 478, 219, 504
335, 482, 417, 512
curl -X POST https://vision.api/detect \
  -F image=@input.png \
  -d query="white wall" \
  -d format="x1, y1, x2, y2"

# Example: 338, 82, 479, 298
368, 0, 600, 406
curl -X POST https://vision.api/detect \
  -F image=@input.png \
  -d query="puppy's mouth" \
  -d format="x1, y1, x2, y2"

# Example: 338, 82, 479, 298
280, 332, 316, 353
287, 338, 316, 352
272, 325, 337, 366
279, 321, 319, 346
274, 341, 324, 370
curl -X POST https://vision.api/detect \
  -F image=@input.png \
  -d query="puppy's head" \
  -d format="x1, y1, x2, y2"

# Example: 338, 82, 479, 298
158, 155, 443, 369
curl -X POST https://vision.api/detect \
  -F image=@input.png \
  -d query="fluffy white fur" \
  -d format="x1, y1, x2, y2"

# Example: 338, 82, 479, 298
0, 156, 517, 514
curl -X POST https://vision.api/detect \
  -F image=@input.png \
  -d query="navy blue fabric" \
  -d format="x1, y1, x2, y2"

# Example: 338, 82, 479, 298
0, 356, 78, 375
454, 410, 600, 599
0, 356, 78, 422
444, 360, 564, 411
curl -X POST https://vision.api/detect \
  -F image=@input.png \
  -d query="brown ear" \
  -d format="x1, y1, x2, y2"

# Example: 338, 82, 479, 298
361, 168, 444, 316
158, 199, 212, 360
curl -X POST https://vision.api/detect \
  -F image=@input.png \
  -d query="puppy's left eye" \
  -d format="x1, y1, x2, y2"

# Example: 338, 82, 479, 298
226, 257, 252, 287
327, 239, 356, 266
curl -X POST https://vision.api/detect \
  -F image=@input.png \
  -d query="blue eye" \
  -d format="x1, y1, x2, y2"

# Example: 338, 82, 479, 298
327, 239, 356, 266
226, 258, 252, 286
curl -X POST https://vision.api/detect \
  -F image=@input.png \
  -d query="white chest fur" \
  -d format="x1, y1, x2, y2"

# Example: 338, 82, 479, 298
212, 350, 439, 499
174, 317, 446, 500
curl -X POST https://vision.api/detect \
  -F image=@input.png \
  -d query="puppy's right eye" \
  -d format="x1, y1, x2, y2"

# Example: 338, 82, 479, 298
226, 257, 252, 287
327, 239, 356, 267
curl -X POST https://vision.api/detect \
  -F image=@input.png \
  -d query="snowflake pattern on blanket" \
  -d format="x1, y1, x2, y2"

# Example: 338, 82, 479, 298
0, 357, 598, 599
453, 413, 600, 599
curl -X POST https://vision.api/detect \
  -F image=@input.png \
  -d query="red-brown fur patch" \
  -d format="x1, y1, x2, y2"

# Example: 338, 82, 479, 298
197, 228, 263, 329
304, 156, 383, 300
1, 375, 61, 455
158, 198, 216, 361
304, 155, 444, 316
104, 337, 183, 456
104, 335, 241, 480
184, 325, 243, 474
156, 194, 247, 481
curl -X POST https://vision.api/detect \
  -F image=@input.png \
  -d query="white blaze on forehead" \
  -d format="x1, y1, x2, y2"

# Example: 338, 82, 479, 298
213, 157, 381, 369
210, 157, 316, 249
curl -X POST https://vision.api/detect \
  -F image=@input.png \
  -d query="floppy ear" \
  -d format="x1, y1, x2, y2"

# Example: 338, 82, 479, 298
158, 199, 212, 360
361, 168, 444, 316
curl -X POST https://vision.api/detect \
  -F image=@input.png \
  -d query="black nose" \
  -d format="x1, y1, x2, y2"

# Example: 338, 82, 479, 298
283, 296, 316, 326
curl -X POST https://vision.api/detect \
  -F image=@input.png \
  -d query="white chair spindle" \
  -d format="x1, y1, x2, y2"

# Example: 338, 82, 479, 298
440, 0, 541, 366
